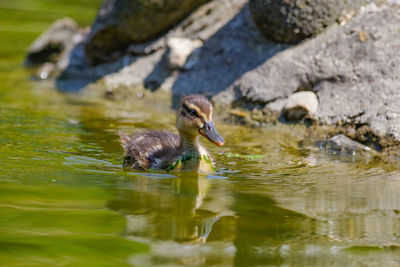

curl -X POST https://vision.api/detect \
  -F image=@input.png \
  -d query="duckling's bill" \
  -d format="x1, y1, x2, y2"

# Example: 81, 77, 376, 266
199, 121, 225, 146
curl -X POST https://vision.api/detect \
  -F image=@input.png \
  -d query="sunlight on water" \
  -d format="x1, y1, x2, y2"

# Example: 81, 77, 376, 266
1, 1, 400, 266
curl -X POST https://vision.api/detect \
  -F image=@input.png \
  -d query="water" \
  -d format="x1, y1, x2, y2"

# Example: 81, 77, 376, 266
1, 1, 400, 266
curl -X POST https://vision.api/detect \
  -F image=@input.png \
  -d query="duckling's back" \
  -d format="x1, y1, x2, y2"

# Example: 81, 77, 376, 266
119, 130, 180, 169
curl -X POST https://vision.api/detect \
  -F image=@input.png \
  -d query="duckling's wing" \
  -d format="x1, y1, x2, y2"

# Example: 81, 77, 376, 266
119, 130, 180, 169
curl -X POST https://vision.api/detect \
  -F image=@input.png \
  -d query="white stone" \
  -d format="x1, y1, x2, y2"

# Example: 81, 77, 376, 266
283, 91, 319, 121
166, 37, 203, 70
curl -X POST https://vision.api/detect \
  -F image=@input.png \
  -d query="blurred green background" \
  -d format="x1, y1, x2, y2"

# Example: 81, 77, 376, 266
0, 0, 100, 64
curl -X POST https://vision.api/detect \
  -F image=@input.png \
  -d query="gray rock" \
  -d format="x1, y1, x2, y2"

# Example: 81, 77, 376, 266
283, 91, 319, 121
249, 0, 369, 44
25, 17, 82, 67
103, 49, 168, 91
216, 3, 400, 148
84, 0, 211, 65
172, 2, 290, 105
173, 0, 248, 41
316, 134, 373, 157
57, 43, 156, 91
56, 0, 249, 92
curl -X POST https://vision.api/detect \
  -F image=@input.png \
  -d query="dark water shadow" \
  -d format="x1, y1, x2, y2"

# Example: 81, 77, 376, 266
171, 4, 289, 107
232, 191, 313, 266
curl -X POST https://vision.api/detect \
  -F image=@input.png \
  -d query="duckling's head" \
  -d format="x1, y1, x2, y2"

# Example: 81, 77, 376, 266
177, 95, 224, 146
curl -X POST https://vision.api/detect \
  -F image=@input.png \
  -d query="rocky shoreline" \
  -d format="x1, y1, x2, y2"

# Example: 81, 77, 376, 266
25, 0, 400, 160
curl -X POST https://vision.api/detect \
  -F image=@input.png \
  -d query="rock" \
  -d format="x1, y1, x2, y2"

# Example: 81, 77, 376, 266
84, 0, 211, 65
103, 49, 168, 91
57, 44, 165, 91
172, 0, 248, 41
283, 91, 319, 121
57, 0, 249, 92
172, 2, 289, 105
25, 18, 81, 67
128, 38, 166, 56
316, 134, 374, 157
249, 0, 369, 44
166, 37, 203, 70
214, 3, 400, 150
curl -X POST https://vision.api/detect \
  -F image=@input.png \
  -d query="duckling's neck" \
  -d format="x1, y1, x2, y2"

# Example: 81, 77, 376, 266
178, 131, 212, 172
179, 132, 201, 154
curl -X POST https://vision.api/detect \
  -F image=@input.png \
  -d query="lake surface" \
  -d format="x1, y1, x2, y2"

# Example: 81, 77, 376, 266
1, 1, 400, 266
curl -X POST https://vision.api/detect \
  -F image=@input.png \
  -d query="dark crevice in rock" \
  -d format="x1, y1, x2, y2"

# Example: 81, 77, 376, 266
25, 44, 64, 67
350, 112, 365, 121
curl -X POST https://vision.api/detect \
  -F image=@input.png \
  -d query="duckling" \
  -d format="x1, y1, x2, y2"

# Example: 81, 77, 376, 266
119, 94, 224, 171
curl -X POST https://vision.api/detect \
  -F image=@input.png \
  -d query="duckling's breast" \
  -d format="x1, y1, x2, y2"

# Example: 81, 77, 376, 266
166, 146, 215, 173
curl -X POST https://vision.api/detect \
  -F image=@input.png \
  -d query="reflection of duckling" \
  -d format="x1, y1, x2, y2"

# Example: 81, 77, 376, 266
119, 95, 224, 171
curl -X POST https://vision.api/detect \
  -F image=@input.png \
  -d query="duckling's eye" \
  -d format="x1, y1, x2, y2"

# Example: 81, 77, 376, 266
189, 109, 197, 116
182, 104, 198, 117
